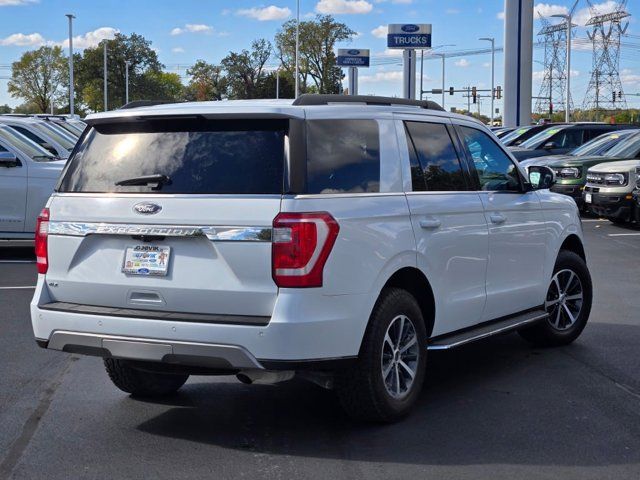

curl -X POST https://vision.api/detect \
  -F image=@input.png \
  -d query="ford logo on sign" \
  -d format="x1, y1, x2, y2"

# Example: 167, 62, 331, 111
133, 203, 162, 215
401, 24, 420, 33
347, 49, 360, 55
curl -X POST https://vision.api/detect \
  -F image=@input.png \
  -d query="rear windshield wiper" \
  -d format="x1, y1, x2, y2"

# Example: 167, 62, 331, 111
115, 174, 172, 190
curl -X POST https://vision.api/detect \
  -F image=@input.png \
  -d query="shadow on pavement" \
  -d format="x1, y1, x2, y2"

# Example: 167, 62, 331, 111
135, 324, 640, 468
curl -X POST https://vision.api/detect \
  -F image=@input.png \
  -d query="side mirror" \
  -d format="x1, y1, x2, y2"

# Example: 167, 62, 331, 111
543, 141, 558, 150
0, 151, 19, 168
528, 165, 556, 190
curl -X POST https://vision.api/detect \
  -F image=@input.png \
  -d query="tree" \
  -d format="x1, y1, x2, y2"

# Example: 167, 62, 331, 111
185, 60, 227, 101
221, 39, 272, 99
75, 33, 164, 111
0, 104, 11, 114
254, 70, 295, 99
276, 15, 354, 94
143, 71, 184, 101
8, 46, 68, 113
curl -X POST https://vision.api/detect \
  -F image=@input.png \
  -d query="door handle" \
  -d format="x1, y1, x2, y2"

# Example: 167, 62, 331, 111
419, 218, 441, 229
490, 213, 507, 224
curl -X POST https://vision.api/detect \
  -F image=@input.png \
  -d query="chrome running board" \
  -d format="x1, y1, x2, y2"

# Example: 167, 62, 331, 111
428, 309, 548, 350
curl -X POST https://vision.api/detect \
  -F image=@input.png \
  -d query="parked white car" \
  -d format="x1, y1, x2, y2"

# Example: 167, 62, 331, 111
0, 125, 65, 239
30, 96, 592, 421
0, 115, 76, 159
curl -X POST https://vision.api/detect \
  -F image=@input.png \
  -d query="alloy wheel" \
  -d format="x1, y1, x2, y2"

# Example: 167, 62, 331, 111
381, 315, 419, 399
545, 269, 584, 331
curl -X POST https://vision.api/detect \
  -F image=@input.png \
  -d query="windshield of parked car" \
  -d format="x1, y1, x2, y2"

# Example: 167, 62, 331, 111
53, 120, 83, 137
570, 130, 637, 157
0, 125, 57, 161
603, 132, 640, 159
32, 121, 76, 150
519, 125, 570, 149
500, 126, 534, 145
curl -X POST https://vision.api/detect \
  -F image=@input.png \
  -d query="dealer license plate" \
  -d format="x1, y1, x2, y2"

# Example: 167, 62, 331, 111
585, 193, 592, 204
122, 245, 171, 276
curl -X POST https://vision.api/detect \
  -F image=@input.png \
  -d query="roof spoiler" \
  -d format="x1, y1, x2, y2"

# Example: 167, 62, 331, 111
292, 94, 445, 111
120, 100, 179, 110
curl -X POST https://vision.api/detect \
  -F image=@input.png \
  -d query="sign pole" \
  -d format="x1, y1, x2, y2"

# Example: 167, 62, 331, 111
348, 67, 358, 95
403, 50, 416, 100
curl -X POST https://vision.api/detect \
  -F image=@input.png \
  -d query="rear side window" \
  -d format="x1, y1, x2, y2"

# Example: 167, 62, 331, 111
306, 119, 380, 194
58, 119, 286, 194
405, 121, 467, 191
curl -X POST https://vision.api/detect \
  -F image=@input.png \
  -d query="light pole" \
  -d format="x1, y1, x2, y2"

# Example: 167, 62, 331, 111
479, 37, 495, 125
103, 41, 108, 111
294, 0, 300, 98
432, 53, 446, 108
552, 0, 578, 123
125, 60, 130, 104
419, 44, 454, 104
65, 14, 75, 116
276, 69, 280, 99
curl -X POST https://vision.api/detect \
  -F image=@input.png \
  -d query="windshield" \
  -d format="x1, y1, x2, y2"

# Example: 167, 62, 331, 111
59, 118, 286, 194
33, 122, 76, 150
53, 120, 83, 137
520, 125, 569, 149
500, 126, 533, 144
570, 131, 635, 157
603, 132, 640, 159
0, 126, 56, 160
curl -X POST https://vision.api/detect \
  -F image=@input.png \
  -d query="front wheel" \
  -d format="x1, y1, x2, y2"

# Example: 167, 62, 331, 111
519, 250, 592, 347
335, 288, 427, 422
608, 216, 629, 225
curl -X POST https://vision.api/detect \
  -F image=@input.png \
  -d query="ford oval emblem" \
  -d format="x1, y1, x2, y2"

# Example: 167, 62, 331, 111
133, 202, 162, 215
401, 24, 420, 33
347, 49, 360, 55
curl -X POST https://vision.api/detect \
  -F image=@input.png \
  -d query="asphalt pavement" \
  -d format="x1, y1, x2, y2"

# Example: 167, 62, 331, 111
0, 219, 638, 480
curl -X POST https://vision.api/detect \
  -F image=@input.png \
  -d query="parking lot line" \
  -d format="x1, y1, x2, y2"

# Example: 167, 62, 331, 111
581, 219, 608, 222
0, 286, 36, 290
0, 260, 35, 264
607, 233, 640, 237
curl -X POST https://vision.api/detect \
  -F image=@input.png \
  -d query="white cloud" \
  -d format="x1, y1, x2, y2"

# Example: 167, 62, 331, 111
455, 58, 470, 68
171, 24, 213, 36
621, 69, 640, 86
534, 3, 568, 18
237, 5, 291, 21
360, 71, 403, 83
482, 62, 491, 68
316, 0, 373, 15
0, 32, 44, 46
0, 0, 37, 5
445, 8, 460, 14
574, 1, 618, 26
60, 27, 118, 49
497, 11, 505, 20
371, 25, 387, 38
171, 47, 185, 53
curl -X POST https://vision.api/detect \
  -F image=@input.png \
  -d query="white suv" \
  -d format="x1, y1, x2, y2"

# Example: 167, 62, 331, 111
31, 96, 592, 422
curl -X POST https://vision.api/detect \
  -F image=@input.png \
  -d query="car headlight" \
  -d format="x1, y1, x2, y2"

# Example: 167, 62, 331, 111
604, 173, 626, 186
560, 167, 581, 178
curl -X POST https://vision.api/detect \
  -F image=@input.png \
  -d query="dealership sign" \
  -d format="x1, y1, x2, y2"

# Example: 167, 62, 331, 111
337, 49, 370, 67
387, 24, 432, 49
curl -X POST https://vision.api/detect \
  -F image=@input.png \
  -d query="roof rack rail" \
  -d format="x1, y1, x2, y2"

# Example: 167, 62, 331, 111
120, 100, 178, 110
292, 94, 445, 111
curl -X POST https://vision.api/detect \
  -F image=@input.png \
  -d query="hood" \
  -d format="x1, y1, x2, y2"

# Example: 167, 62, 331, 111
519, 154, 573, 169
546, 155, 612, 168
588, 159, 640, 174
509, 147, 546, 161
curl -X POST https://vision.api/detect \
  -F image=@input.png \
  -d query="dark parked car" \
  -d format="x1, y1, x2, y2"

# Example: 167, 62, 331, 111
509, 123, 632, 162
519, 129, 640, 172
500, 124, 563, 147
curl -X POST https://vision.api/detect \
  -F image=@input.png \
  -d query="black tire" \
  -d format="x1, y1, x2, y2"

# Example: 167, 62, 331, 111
518, 250, 592, 347
104, 358, 189, 396
335, 288, 427, 423
608, 216, 629, 225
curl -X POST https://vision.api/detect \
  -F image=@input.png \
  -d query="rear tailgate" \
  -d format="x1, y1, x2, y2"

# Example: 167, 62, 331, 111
42, 116, 289, 318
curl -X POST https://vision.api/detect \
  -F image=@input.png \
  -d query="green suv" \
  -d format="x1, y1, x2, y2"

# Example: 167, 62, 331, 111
543, 130, 640, 210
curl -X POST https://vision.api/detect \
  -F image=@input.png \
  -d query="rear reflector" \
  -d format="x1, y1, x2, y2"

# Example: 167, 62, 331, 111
35, 208, 49, 274
272, 212, 339, 288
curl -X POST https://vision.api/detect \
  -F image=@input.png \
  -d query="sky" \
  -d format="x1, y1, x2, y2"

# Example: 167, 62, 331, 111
0, 0, 639, 116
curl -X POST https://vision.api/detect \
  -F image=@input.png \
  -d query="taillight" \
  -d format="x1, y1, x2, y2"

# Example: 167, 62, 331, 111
272, 212, 339, 288
35, 208, 49, 274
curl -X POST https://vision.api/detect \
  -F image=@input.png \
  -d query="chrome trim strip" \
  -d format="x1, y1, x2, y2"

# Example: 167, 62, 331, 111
48, 222, 272, 242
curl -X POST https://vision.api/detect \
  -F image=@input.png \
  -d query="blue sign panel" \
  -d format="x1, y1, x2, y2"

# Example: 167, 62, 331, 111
387, 24, 432, 49
337, 49, 370, 67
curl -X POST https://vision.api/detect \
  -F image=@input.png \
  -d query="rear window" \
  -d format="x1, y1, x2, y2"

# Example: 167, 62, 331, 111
306, 119, 380, 194
58, 118, 286, 194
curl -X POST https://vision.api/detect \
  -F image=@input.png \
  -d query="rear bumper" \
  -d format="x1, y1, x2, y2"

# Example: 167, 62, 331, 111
31, 276, 373, 369
584, 192, 634, 219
